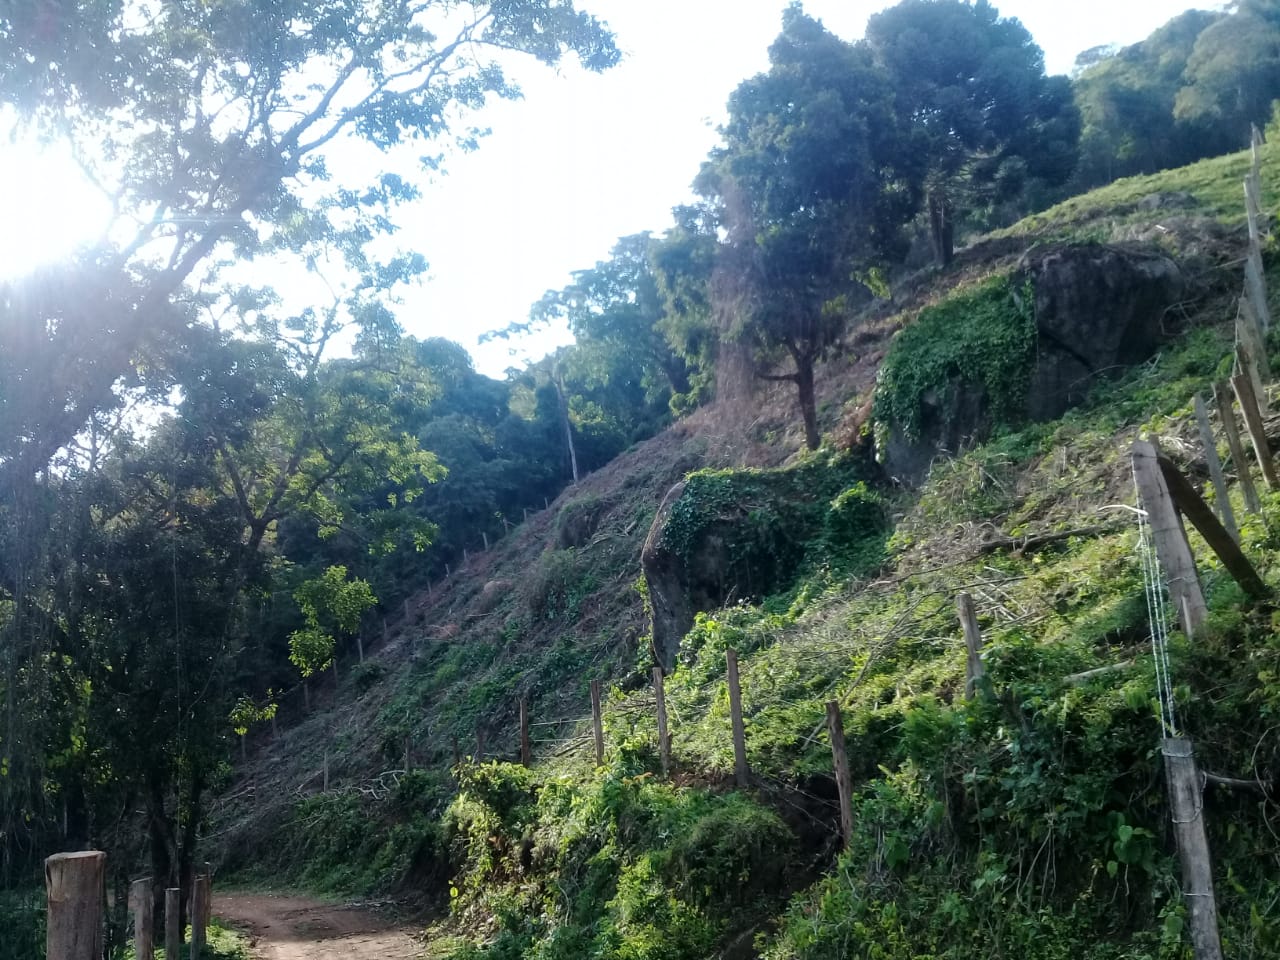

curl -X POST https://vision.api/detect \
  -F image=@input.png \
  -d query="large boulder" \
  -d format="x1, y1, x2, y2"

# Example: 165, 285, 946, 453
881, 242, 1186, 483
1021, 242, 1186, 421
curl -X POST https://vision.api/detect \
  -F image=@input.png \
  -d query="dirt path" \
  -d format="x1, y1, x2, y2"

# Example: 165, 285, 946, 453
214, 892, 423, 960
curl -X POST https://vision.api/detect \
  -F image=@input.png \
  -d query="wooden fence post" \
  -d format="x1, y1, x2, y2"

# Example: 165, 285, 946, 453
1132, 440, 1209, 636
45, 851, 105, 960
826, 701, 854, 849
1213, 381, 1261, 513
164, 887, 180, 960
956, 593, 985, 698
519, 698, 531, 767
1163, 737, 1225, 960
190, 873, 210, 960
590, 680, 605, 766
653, 667, 671, 779
1194, 394, 1239, 542
1156, 453, 1267, 603
129, 878, 154, 960
1239, 296, 1271, 385
1231, 370, 1277, 488
726, 649, 749, 788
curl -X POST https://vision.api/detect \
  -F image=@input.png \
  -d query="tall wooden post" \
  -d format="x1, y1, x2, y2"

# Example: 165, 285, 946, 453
956, 593, 985, 698
519, 698, 532, 767
1195, 394, 1239, 542
1213, 381, 1261, 513
1231, 370, 1277, 488
164, 887, 181, 960
130, 878, 154, 960
726, 649, 749, 788
1163, 738, 1224, 960
652, 667, 671, 779
190, 874, 210, 960
1132, 440, 1208, 636
590, 680, 605, 766
45, 851, 105, 960
825, 701, 855, 849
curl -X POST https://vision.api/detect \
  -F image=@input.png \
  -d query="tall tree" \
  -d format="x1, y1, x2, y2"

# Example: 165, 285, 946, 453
696, 5, 905, 449
866, 0, 1079, 266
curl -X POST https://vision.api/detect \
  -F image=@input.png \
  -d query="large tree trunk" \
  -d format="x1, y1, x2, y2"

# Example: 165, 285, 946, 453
928, 188, 955, 268
796, 361, 820, 451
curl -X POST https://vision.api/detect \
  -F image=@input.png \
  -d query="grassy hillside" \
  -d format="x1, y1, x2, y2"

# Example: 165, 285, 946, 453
211, 143, 1280, 959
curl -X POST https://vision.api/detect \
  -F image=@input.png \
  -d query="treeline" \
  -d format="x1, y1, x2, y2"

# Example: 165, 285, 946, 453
4, 0, 1280, 937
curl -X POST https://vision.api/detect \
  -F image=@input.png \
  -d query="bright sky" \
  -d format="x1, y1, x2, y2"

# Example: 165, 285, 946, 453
0, 1, 1217, 376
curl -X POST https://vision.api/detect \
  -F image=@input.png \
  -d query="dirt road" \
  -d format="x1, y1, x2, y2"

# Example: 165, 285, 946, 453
214, 892, 423, 960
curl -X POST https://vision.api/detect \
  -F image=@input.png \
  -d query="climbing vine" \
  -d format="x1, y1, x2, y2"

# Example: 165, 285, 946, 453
875, 274, 1037, 440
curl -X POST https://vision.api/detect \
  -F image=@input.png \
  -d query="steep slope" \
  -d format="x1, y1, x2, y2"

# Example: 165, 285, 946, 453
212, 143, 1280, 960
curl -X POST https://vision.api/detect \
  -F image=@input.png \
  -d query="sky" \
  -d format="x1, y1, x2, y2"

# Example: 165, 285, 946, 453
0, 0, 1219, 377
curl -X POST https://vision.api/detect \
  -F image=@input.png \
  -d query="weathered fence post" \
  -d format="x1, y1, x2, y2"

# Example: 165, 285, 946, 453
129, 878, 154, 960
653, 667, 671, 779
1163, 737, 1225, 960
1156, 453, 1267, 603
45, 851, 105, 960
190, 872, 210, 960
1194, 394, 1239, 542
726, 649, 749, 788
519, 698, 532, 767
1231, 369, 1277, 488
1213, 381, 1261, 513
826, 701, 854, 849
590, 680, 605, 766
956, 592, 985, 698
164, 887, 180, 960
1132, 439, 1208, 636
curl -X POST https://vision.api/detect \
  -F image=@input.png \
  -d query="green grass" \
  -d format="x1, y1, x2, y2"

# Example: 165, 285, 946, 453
999, 140, 1276, 239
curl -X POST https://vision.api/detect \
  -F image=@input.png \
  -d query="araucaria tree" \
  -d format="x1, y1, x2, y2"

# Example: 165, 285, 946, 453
0, 0, 616, 912
696, 6, 907, 450
866, 0, 1079, 266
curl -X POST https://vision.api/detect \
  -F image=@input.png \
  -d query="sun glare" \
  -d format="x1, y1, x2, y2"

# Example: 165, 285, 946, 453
0, 123, 112, 283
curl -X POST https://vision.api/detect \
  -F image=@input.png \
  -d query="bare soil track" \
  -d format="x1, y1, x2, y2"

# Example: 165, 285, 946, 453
214, 892, 422, 960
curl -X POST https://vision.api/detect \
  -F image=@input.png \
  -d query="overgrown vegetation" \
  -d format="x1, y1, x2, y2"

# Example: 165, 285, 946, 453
874, 274, 1037, 440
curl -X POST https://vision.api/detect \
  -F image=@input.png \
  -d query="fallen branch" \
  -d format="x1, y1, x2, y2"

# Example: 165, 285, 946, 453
1203, 771, 1277, 795
975, 523, 1127, 556
1064, 660, 1136, 685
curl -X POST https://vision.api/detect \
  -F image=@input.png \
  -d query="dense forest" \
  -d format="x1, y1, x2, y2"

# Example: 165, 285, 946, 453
6, 0, 1280, 957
